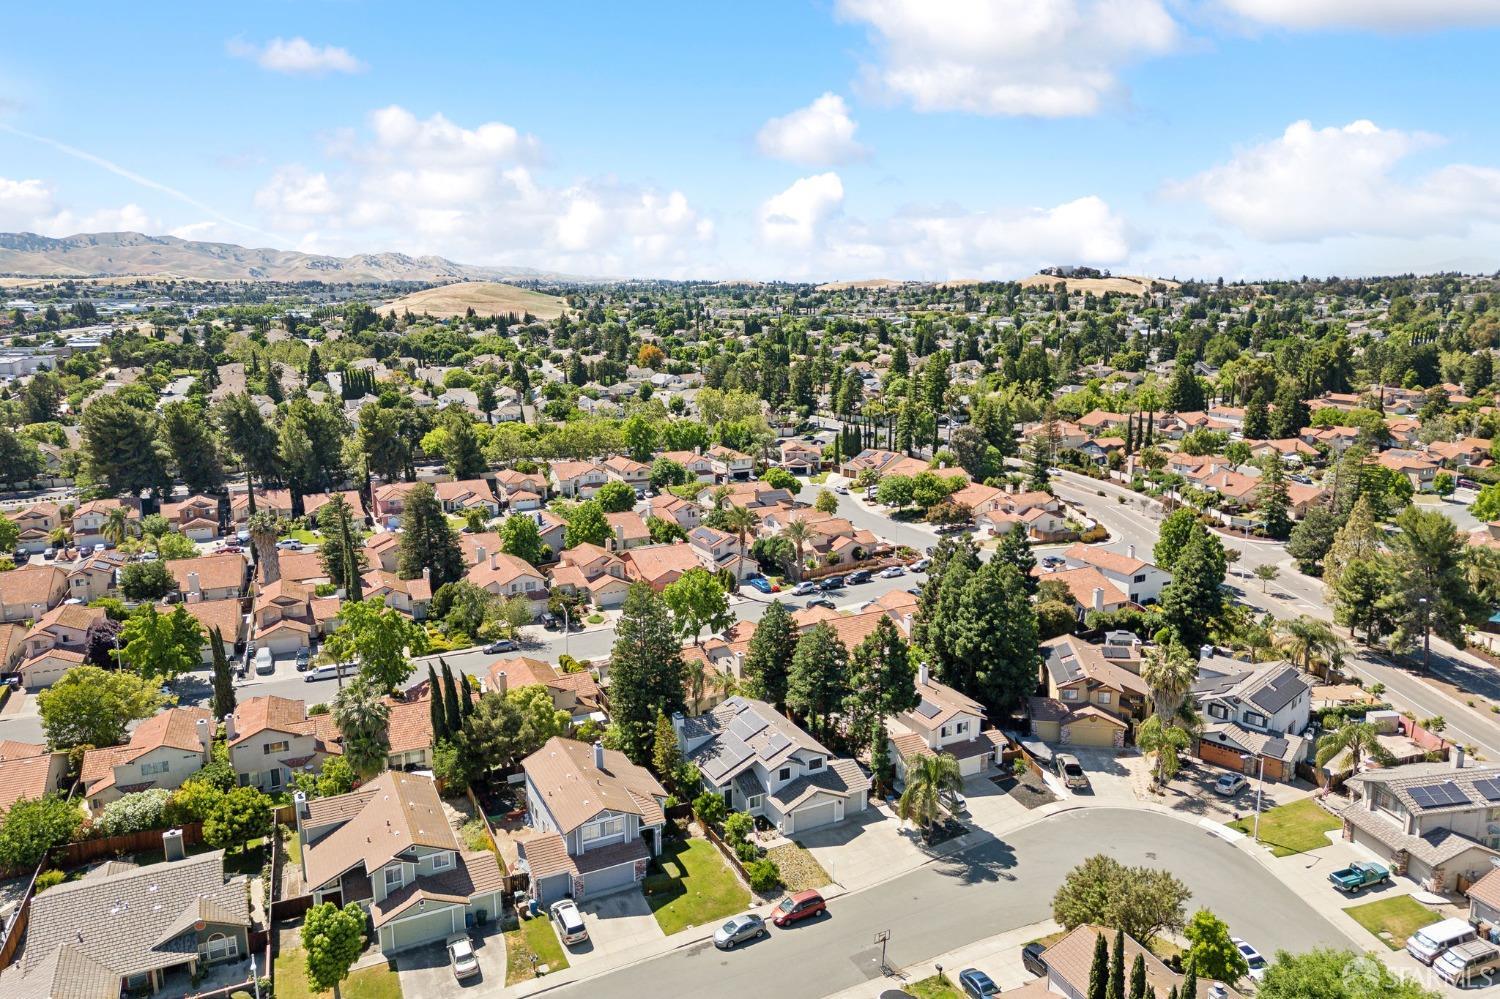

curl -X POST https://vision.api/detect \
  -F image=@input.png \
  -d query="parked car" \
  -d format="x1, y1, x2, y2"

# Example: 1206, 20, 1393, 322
958, 968, 999, 998
940, 788, 967, 814
771, 890, 826, 927
550, 899, 589, 946
1055, 753, 1089, 790
1408, 918, 1479, 965
1232, 937, 1268, 983
745, 576, 778, 594
254, 646, 274, 675
275, 539, 302, 551
446, 933, 480, 980
819, 575, 844, 591
911, 558, 931, 572
713, 913, 766, 949
905, 586, 923, 596
791, 581, 817, 596
541, 612, 561, 630
1328, 860, 1391, 894
484, 637, 519, 654
1021, 942, 1048, 977
1040, 555, 1066, 568
42, 547, 55, 560
1212, 773, 1248, 797
1435, 938, 1500, 986
294, 649, 310, 672
806, 597, 836, 610
845, 569, 871, 585
306, 661, 359, 683
879, 565, 905, 578
834, 485, 850, 495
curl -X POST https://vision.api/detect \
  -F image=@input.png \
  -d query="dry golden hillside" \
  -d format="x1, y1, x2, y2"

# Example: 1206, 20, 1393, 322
1020, 274, 1179, 296
378, 282, 568, 320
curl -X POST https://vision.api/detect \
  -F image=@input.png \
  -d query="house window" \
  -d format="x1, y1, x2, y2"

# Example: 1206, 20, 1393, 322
1061, 689, 1079, 701
940, 726, 949, 738
199, 932, 239, 963
384, 865, 403, 890
266, 768, 282, 790
264, 741, 290, 755
778, 767, 792, 782
1133, 574, 1147, 583
582, 815, 626, 844
431, 852, 454, 872
141, 760, 170, 777
1208, 704, 1229, 720
806, 758, 823, 772
747, 794, 764, 811
1098, 692, 1112, 705
955, 721, 967, 734
1244, 711, 1267, 729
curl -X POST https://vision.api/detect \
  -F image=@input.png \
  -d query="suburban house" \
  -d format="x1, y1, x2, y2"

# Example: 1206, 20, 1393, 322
159, 494, 223, 541
887, 664, 1002, 781
0, 739, 69, 813
494, 468, 548, 501
1192, 655, 1312, 782
518, 736, 667, 905
371, 482, 422, 527
605, 510, 651, 551
0, 564, 68, 622
778, 439, 823, 474
295, 770, 506, 954
383, 696, 445, 770
171, 598, 250, 664
226, 695, 342, 793
1035, 565, 1131, 620
1466, 865, 1500, 928
676, 696, 870, 835
252, 578, 319, 654
365, 531, 402, 572
360, 570, 432, 621
1029, 636, 1148, 748
5, 849, 250, 998
20, 601, 103, 660
433, 479, 500, 518
1006, 923, 1244, 999
707, 444, 754, 481
622, 542, 702, 590
645, 494, 702, 531
601, 455, 651, 494
1340, 754, 1500, 892
8, 501, 62, 553
465, 551, 548, 609
659, 449, 717, 482
67, 551, 123, 602
486, 656, 603, 725
70, 498, 140, 549
549, 460, 609, 498
80, 707, 214, 811
165, 553, 248, 603
1060, 543, 1171, 605
550, 543, 632, 609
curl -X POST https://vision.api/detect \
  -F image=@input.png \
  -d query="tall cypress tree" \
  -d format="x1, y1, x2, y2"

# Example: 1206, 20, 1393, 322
429, 664, 448, 742
1088, 933, 1109, 999
1129, 954, 1148, 999
1107, 928, 1126, 999
210, 626, 236, 718
608, 582, 687, 763
441, 660, 462, 731
1178, 957, 1196, 999
741, 599, 798, 711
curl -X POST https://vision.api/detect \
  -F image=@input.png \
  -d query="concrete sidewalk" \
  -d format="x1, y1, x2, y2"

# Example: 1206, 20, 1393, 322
821, 919, 1063, 999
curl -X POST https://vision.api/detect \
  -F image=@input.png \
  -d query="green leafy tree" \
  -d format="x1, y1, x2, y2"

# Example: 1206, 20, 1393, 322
119, 559, 176, 600
331, 677, 391, 778
210, 626, 236, 719
1286, 507, 1340, 573
648, 515, 688, 544
0, 795, 83, 870
663, 567, 733, 645
995, 525, 1038, 596
396, 482, 465, 589
1258, 457, 1293, 540
845, 617, 919, 794
596, 480, 637, 513
82, 393, 169, 497
37, 665, 165, 751
1382, 505, 1486, 660
317, 496, 367, 592
814, 489, 839, 514
159, 400, 224, 495
608, 583, 687, 762
437, 409, 487, 478
1153, 509, 1202, 573
1184, 908, 1249, 983
500, 513, 548, 566
649, 457, 690, 491
119, 604, 205, 683
565, 500, 611, 549
652, 710, 686, 789
1052, 854, 1191, 945
1322, 493, 1381, 597
301, 901, 367, 999
1138, 715, 1191, 789
741, 599, 797, 711
935, 559, 1040, 710
786, 623, 849, 741
1159, 531, 1226, 650
1333, 558, 1397, 643
277, 397, 350, 497
1315, 720, 1396, 776
317, 756, 357, 797
202, 785, 271, 851
321, 597, 428, 691
1472, 481, 1500, 522
896, 752, 963, 834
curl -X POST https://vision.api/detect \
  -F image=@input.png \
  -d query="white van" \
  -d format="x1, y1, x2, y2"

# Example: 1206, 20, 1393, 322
1408, 917, 1478, 965
254, 646, 274, 675
305, 661, 358, 683
1435, 938, 1500, 986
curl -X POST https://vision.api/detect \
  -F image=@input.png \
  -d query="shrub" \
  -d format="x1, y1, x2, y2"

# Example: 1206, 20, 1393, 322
460, 818, 495, 854
723, 811, 754, 846
33, 868, 66, 893
692, 791, 726, 829
1079, 525, 1109, 543
745, 858, 781, 893
97, 788, 172, 836
734, 840, 759, 863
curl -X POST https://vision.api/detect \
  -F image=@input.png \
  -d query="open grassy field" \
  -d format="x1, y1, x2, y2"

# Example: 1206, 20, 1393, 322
379, 281, 567, 320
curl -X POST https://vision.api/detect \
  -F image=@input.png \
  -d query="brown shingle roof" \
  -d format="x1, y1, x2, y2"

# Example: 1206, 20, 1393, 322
165, 552, 246, 594
0, 565, 67, 610
302, 771, 459, 891
522, 736, 666, 835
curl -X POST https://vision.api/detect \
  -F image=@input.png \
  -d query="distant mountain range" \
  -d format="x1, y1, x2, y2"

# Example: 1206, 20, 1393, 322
0, 231, 569, 284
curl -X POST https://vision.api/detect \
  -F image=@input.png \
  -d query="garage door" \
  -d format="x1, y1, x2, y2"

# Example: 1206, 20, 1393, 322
261, 630, 305, 655
583, 861, 637, 899
383, 904, 459, 953
791, 800, 838, 834
958, 753, 987, 777
1200, 740, 1250, 773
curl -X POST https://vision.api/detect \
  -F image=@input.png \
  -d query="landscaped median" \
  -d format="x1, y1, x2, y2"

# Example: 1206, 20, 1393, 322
643, 836, 751, 936
1343, 894, 1441, 950
1226, 798, 1340, 857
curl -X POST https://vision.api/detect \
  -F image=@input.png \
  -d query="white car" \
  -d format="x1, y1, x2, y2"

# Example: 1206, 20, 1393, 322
791, 581, 817, 596
1232, 937, 1268, 982
1213, 773, 1249, 796
550, 899, 588, 945
879, 565, 905, 578
446, 933, 480, 980
834, 485, 850, 495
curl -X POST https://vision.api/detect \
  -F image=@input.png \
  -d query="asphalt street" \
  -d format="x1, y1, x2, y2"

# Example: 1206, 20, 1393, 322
545, 808, 1347, 999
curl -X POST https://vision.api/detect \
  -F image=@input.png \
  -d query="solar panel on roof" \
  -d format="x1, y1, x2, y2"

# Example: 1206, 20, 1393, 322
1473, 778, 1500, 802
1432, 781, 1471, 805
728, 711, 768, 742
759, 731, 791, 760
1408, 786, 1437, 808
915, 699, 942, 719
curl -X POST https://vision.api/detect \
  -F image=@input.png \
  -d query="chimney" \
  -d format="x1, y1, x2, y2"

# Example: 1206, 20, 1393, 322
1200, 644, 1215, 660
593, 740, 606, 771
614, 523, 624, 544
162, 828, 186, 862
187, 571, 201, 595
901, 613, 913, 635
196, 717, 212, 759
732, 651, 746, 678
671, 711, 686, 739
423, 566, 431, 582
489, 552, 498, 570
1091, 587, 1105, 613
919, 662, 929, 687
1126, 544, 1135, 560
1453, 745, 1466, 770
223, 713, 237, 742
475, 545, 486, 565
494, 670, 507, 696
293, 790, 311, 823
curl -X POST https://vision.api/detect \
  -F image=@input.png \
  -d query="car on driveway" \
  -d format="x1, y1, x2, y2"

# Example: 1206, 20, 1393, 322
484, 637, 519, 653
771, 890, 826, 927
834, 485, 849, 495
446, 933, 480, 980
1056, 753, 1090, 790
745, 576, 778, 594
879, 565, 905, 578
1021, 942, 1048, 977
1213, 773, 1249, 796
940, 788, 967, 814
791, 582, 817, 596
275, 539, 302, 550
911, 558, 930, 572
806, 597, 836, 610
1328, 860, 1391, 894
958, 968, 999, 997
294, 649, 310, 672
1232, 937, 1268, 982
714, 913, 766, 949
550, 899, 589, 945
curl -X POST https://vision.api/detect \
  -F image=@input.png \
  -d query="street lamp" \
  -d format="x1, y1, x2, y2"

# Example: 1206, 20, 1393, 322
1241, 752, 1267, 843
1419, 597, 1431, 672
560, 603, 571, 660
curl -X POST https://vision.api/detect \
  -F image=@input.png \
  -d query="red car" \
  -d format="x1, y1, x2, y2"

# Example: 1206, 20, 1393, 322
771, 890, 826, 927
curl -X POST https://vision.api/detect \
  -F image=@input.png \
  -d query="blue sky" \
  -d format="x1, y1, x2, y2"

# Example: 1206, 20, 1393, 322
2, 1, 1499, 281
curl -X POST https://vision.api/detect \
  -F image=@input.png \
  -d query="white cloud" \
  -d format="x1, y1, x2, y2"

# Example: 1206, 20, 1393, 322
366, 105, 541, 164
228, 37, 365, 75
836, 0, 1178, 116
759, 173, 846, 249
757, 94, 868, 166
1167, 119, 1500, 242
0, 177, 55, 228
254, 166, 339, 222
1222, 0, 1500, 31
41, 203, 156, 236
0, 176, 157, 237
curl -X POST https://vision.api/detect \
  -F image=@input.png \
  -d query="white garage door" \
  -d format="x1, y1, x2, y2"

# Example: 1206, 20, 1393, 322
791, 800, 838, 834
583, 861, 637, 899
383, 904, 459, 953
958, 753, 986, 777
260, 629, 306, 655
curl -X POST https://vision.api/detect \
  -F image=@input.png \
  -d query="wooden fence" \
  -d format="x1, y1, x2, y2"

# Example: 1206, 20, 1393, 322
49, 822, 205, 870
0, 860, 45, 970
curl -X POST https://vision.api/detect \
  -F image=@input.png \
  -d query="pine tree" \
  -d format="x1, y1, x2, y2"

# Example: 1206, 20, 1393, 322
786, 623, 850, 742
460, 672, 476, 722
396, 482, 464, 589
1088, 933, 1109, 999
996, 525, 1038, 596
652, 711, 684, 789
742, 599, 798, 711
441, 661, 462, 732
429, 665, 448, 742
1129, 953, 1148, 999
1107, 928, 1126, 999
609, 583, 688, 762
1258, 456, 1293, 540
1178, 957, 1196, 999
210, 626, 236, 719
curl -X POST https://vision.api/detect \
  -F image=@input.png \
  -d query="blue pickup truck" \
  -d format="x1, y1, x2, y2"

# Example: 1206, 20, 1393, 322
1329, 861, 1391, 894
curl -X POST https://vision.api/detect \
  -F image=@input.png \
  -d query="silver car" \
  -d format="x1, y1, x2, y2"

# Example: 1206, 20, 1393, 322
446, 933, 479, 980
714, 913, 766, 949
550, 899, 589, 945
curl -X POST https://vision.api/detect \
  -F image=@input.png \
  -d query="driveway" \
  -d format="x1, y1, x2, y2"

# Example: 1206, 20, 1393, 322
565, 888, 664, 971
392, 923, 505, 995
1050, 747, 1138, 805
1140, 758, 1316, 821
797, 804, 930, 892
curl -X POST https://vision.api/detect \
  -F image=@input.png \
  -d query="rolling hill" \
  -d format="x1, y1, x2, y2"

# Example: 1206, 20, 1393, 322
377, 282, 567, 320
1020, 273, 1179, 296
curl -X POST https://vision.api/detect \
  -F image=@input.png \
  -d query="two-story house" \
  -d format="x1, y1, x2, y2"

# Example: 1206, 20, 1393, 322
605, 511, 651, 551
643, 494, 701, 531
1191, 655, 1311, 782
228, 489, 294, 529
600, 455, 651, 495
1341, 753, 1500, 892
706, 444, 754, 482
165, 553, 248, 603
8, 501, 61, 553
0, 563, 68, 622
371, 482, 422, 528
887, 664, 1003, 781
487, 657, 603, 725
688, 525, 746, 572
160, 494, 223, 541
433, 479, 500, 518
1030, 636, 1148, 748
226, 695, 342, 792
17, 603, 105, 688
548, 460, 609, 498
675, 696, 869, 836
518, 737, 667, 905
67, 551, 123, 603
253, 578, 317, 654
296, 771, 505, 954
69, 498, 140, 549
1060, 543, 1172, 605
550, 543, 632, 609
465, 551, 548, 611
778, 440, 823, 475
80, 708, 213, 811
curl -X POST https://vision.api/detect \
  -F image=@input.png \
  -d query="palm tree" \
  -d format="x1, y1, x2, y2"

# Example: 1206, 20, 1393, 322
781, 520, 813, 582
1275, 615, 1344, 677
332, 677, 391, 778
103, 506, 134, 547
247, 509, 282, 585
1140, 641, 1197, 725
897, 752, 963, 837
1137, 715, 1191, 790
722, 504, 758, 553
1316, 720, 1396, 778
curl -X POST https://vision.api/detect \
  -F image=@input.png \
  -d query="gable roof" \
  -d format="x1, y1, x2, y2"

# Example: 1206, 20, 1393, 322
680, 696, 827, 786
1042, 635, 1148, 697
302, 771, 459, 890
80, 707, 212, 796
523, 736, 666, 834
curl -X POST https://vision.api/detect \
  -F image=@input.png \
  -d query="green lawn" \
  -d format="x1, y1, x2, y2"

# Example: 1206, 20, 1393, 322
281, 826, 301, 864
1344, 895, 1440, 950
1227, 798, 1340, 857
642, 837, 751, 936
274, 949, 403, 999
907, 974, 964, 999
283, 527, 321, 545
504, 914, 570, 985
